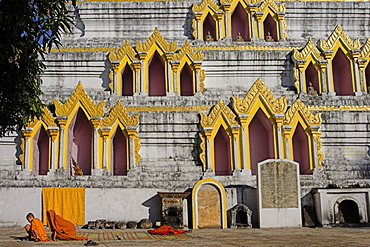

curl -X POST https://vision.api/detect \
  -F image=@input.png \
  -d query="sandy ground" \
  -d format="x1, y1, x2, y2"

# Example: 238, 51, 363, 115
1, 226, 370, 247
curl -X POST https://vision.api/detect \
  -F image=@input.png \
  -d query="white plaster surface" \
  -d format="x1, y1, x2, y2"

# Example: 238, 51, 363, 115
0, 188, 42, 226
259, 208, 302, 228
85, 188, 162, 224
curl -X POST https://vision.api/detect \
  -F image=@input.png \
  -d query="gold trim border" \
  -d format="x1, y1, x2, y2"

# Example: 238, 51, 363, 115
51, 45, 299, 52
308, 105, 370, 111
122, 105, 370, 112
125, 106, 212, 111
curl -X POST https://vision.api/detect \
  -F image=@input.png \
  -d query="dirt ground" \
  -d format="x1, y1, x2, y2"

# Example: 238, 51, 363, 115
1, 226, 370, 247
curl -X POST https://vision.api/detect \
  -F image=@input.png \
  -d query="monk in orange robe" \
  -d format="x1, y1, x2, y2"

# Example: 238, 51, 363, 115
46, 210, 87, 241
24, 213, 48, 241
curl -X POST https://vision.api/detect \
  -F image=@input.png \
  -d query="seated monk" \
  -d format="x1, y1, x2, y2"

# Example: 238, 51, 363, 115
24, 213, 48, 241
46, 210, 87, 241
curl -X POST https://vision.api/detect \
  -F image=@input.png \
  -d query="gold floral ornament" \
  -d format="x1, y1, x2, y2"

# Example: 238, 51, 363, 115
108, 40, 137, 62
200, 100, 239, 128
231, 78, 288, 115
293, 38, 324, 61
283, 99, 322, 126
135, 27, 177, 53
192, 0, 221, 13
359, 38, 370, 59
319, 25, 361, 51
53, 81, 105, 118
101, 101, 139, 127
26, 107, 57, 128
172, 40, 204, 61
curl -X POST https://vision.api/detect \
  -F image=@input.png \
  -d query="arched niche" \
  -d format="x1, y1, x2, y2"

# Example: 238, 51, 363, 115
214, 126, 232, 175
338, 200, 360, 223
192, 178, 227, 229
68, 108, 92, 175
231, 3, 250, 42
332, 48, 353, 96
180, 63, 194, 96
112, 127, 128, 175
263, 13, 277, 42
121, 64, 134, 96
334, 196, 366, 224
148, 51, 166, 96
203, 13, 217, 41
248, 108, 274, 175
32, 125, 50, 175
292, 122, 311, 175
305, 62, 320, 94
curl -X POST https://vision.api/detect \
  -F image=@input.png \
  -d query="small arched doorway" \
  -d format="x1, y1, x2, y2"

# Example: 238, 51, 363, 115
337, 200, 360, 223
192, 179, 227, 229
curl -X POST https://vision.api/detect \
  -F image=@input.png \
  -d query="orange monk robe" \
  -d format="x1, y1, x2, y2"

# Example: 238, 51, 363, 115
47, 210, 87, 240
148, 225, 186, 235
24, 218, 48, 241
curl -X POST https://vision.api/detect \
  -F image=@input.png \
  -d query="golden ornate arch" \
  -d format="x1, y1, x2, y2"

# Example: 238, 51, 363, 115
192, 0, 224, 40
109, 40, 137, 62
199, 100, 240, 172
283, 99, 322, 126
27, 107, 57, 128
52, 81, 105, 118
294, 38, 324, 61
192, 0, 221, 14
101, 101, 139, 127
231, 78, 288, 115
255, 0, 287, 39
173, 41, 204, 62
136, 27, 177, 54
101, 100, 141, 167
200, 100, 238, 128
283, 99, 323, 169
319, 25, 361, 52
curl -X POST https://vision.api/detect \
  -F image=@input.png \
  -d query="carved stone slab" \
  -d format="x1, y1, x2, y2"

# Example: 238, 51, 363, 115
257, 159, 301, 228
260, 160, 298, 208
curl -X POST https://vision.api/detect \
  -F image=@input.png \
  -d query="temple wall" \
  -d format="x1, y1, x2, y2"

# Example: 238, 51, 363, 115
0, 188, 42, 227
63, 1, 370, 43
1, 0, 370, 228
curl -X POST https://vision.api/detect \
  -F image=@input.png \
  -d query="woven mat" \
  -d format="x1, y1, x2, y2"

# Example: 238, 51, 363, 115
77, 231, 193, 241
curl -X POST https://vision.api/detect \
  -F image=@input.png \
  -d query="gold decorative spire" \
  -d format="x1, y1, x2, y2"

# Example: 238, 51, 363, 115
101, 101, 139, 127
192, 0, 222, 13
53, 81, 105, 117
27, 107, 57, 128
136, 28, 177, 53
319, 25, 361, 51
200, 100, 238, 128
108, 40, 137, 62
231, 78, 288, 115
172, 40, 204, 61
293, 38, 324, 61
283, 99, 322, 126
